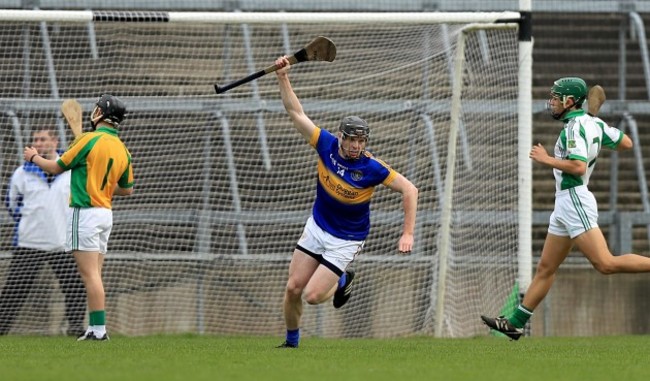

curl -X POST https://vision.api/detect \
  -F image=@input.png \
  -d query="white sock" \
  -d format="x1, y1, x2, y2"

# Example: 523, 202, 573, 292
93, 325, 107, 336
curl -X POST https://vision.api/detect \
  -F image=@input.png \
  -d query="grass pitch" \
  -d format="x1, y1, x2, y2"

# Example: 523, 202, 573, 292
1, 335, 649, 381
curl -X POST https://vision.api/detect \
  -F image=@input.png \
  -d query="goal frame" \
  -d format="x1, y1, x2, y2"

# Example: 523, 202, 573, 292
0, 9, 532, 338
432, 21, 532, 337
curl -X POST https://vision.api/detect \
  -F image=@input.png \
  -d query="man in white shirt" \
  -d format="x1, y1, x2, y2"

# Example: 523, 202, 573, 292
0, 126, 85, 336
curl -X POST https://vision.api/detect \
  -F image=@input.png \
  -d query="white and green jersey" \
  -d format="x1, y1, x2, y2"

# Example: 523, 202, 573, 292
553, 109, 624, 192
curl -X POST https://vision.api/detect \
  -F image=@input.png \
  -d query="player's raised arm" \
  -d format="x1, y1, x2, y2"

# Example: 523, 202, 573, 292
275, 56, 317, 143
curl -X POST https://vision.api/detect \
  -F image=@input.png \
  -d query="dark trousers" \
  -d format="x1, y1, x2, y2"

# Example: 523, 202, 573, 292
0, 248, 86, 335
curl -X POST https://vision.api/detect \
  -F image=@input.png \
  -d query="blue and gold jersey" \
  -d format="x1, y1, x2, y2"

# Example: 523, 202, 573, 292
310, 127, 396, 240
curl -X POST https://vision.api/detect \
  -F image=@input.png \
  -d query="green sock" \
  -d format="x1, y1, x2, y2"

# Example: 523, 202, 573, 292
89, 310, 106, 326
508, 304, 533, 328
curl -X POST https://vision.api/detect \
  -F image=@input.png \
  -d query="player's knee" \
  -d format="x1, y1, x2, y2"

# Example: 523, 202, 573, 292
303, 290, 323, 305
534, 261, 556, 279
285, 279, 303, 299
592, 259, 616, 274
303, 286, 328, 305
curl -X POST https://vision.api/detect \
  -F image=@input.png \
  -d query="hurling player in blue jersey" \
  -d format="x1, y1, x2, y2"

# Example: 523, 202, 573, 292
274, 55, 419, 348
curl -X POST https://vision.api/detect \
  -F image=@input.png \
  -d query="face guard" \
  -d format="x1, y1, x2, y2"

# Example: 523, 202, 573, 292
548, 77, 587, 120
338, 116, 369, 160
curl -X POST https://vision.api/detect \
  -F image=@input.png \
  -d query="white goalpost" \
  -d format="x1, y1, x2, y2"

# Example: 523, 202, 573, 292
0, 9, 531, 338
431, 21, 531, 337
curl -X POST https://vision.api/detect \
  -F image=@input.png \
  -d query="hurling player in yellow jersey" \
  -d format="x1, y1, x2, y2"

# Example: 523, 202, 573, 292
23, 94, 134, 341
274, 56, 419, 348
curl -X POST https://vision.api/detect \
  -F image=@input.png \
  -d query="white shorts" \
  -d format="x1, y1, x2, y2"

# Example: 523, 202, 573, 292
296, 216, 364, 276
66, 207, 113, 254
548, 185, 599, 239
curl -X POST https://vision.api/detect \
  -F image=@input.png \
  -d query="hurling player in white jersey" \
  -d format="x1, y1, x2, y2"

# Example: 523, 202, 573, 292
481, 77, 650, 340
273, 55, 419, 348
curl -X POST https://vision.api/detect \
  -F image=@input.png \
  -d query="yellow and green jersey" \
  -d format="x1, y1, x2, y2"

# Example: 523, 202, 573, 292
57, 126, 134, 209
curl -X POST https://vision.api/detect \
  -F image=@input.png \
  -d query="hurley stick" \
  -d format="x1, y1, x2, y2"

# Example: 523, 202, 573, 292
587, 85, 606, 117
214, 36, 337, 94
61, 99, 83, 138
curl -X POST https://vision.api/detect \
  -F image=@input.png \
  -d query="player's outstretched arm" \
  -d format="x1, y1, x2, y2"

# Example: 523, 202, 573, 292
275, 56, 317, 143
23, 146, 63, 175
595, 116, 633, 151
386, 173, 418, 253
617, 134, 633, 151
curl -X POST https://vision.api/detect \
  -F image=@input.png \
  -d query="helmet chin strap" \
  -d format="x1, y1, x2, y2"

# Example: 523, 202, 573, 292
89, 106, 101, 130
549, 97, 573, 120
89, 109, 119, 130
551, 107, 568, 120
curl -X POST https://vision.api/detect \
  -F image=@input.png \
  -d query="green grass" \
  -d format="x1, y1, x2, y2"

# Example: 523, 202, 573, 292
1, 335, 650, 381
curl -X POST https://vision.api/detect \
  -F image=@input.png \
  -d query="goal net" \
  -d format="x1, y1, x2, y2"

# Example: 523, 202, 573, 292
0, 10, 527, 338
